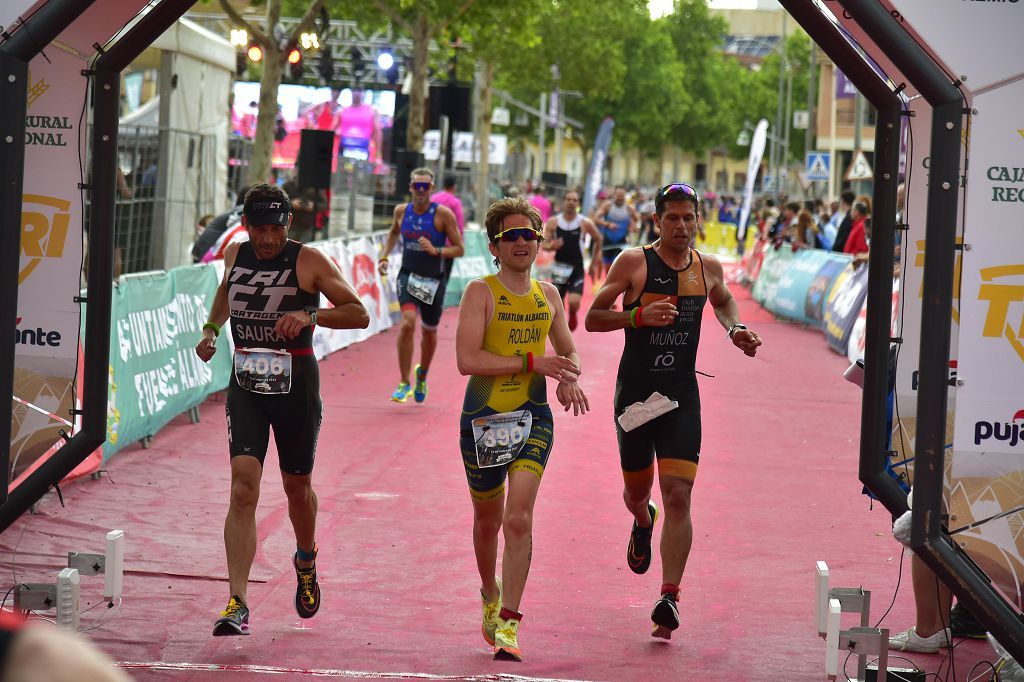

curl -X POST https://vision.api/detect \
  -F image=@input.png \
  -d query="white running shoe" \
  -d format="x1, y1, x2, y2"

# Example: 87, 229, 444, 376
887, 626, 951, 653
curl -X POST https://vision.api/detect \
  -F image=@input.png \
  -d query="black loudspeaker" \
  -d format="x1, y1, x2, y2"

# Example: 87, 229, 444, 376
541, 171, 568, 188
393, 149, 425, 198
391, 93, 409, 152
298, 129, 335, 190
428, 84, 472, 131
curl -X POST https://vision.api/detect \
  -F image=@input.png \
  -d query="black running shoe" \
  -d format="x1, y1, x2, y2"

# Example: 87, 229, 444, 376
950, 602, 987, 639
294, 551, 321, 619
651, 592, 680, 632
212, 595, 250, 636
627, 501, 659, 574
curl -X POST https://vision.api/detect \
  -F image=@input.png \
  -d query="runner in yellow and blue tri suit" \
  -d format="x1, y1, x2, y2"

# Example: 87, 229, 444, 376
586, 182, 762, 640
456, 196, 589, 662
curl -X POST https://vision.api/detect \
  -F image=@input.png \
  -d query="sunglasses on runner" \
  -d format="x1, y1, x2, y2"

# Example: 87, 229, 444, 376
410, 181, 432, 192
657, 182, 698, 199
655, 182, 699, 213
493, 227, 543, 243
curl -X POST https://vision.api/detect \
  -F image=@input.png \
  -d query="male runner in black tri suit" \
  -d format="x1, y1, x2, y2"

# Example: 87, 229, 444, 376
585, 182, 762, 639
195, 184, 369, 636
541, 189, 602, 331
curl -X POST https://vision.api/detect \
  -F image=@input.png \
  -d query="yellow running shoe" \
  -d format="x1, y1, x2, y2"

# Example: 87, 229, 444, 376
481, 578, 502, 645
492, 613, 522, 661
212, 595, 250, 636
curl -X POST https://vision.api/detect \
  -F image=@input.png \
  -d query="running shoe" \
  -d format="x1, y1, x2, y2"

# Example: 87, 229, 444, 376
492, 613, 522, 661
651, 592, 680, 639
294, 550, 321, 619
950, 602, 987, 639
414, 365, 428, 403
481, 577, 503, 646
888, 626, 951, 653
391, 381, 412, 402
212, 595, 250, 636
627, 500, 659, 574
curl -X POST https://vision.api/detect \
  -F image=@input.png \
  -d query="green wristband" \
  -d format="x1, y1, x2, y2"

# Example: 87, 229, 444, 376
202, 322, 220, 337
630, 308, 639, 329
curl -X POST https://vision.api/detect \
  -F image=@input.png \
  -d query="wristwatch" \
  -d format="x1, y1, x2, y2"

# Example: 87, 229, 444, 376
727, 323, 747, 339
303, 305, 318, 327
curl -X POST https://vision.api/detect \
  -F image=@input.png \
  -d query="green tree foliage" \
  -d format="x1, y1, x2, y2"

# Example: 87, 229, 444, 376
661, 0, 741, 155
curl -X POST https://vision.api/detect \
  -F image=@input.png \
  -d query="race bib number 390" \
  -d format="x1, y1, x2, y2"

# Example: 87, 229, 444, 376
234, 348, 292, 394
471, 411, 533, 468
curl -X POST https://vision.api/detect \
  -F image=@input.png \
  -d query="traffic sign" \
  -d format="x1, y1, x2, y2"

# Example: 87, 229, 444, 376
806, 152, 831, 181
845, 149, 873, 181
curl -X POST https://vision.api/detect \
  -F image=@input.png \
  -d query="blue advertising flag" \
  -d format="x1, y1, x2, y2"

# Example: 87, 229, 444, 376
582, 117, 615, 216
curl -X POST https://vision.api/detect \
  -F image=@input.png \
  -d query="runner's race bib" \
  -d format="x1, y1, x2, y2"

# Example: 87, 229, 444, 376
233, 348, 292, 394
472, 411, 533, 468
407, 273, 441, 305
549, 261, 575, 285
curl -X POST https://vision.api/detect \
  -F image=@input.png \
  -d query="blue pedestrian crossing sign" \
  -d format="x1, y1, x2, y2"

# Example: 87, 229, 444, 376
806, 152, 831, 181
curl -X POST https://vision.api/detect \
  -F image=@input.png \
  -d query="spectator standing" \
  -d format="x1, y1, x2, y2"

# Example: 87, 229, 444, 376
528, 184, 553, 223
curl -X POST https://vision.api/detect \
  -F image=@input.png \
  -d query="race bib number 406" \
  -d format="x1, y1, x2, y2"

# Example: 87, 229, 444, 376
472, 410, 533, 468
234, 348, 292, 394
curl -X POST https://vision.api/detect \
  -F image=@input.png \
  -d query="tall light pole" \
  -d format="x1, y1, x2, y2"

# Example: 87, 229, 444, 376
772, 14, 787, 204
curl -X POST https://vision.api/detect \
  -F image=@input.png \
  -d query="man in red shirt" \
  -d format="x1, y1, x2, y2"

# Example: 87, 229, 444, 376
843, 202, 870, 260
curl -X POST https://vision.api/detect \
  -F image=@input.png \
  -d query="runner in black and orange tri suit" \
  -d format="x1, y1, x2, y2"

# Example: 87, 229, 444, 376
585, 182, 762, 639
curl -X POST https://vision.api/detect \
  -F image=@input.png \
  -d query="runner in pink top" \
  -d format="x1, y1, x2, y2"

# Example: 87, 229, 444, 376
529, 185, 553, 222
338, 90, 380, 163
430, 175, 465, 234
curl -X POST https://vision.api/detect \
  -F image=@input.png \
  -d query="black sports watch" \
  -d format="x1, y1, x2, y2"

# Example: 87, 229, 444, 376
727, 323, 747, 339
303, 305, 318, 327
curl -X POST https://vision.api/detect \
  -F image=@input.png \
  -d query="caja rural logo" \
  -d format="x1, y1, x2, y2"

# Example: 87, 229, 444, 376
977, 264, 1024, 363
21, 194, 71, 284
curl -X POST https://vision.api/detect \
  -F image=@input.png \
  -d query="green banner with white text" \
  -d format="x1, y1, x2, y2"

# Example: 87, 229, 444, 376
104, 265, 231, 460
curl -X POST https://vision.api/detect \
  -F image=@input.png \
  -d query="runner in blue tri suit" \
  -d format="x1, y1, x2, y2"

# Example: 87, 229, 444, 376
593, 186, 638, 281
379, 167, 464, 403
586, 182, 762, 640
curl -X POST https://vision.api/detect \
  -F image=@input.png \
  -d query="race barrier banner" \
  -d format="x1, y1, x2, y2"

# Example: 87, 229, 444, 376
823, 263, 869, 356
751, 245, 794, 307
763, 249, 848, 327
444, 229, 498, 307
310, 236, 393, 359
847, 278, 900, 365
696, 219, 757, 260
804, 254, 852, 328
104, 265, 230, 460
